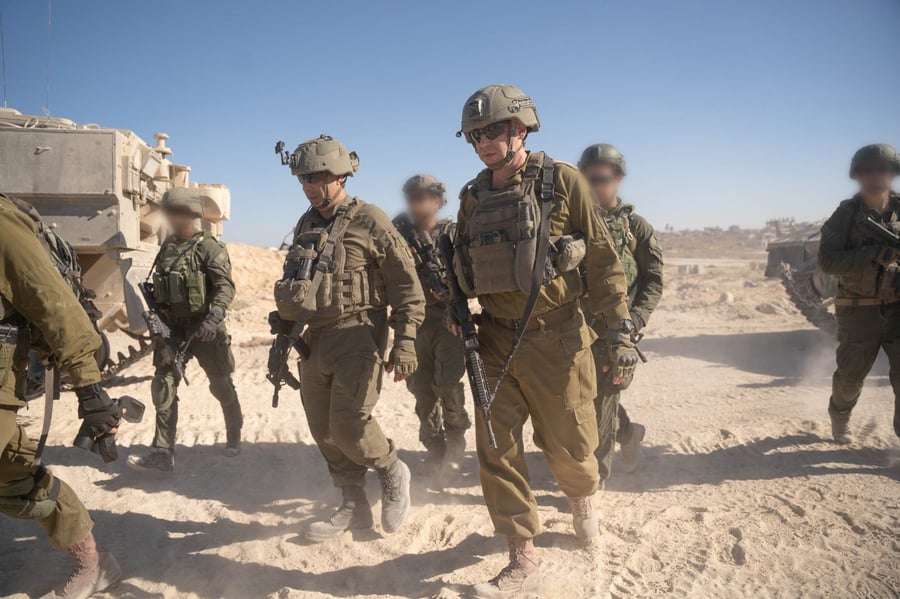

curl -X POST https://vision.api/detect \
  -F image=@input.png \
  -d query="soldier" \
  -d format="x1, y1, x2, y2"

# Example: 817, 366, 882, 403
578, 144, 664, 478
270, 135, 425, 542
0, 193, 122, 597
819, 143, 900, 444
128, 188, 242, 473
451, 85, 638, 598
396, 174, 471, 475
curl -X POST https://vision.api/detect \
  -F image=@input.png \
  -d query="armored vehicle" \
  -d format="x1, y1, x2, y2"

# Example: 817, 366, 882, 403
765, 221, 838, 333
0, 107, 231, 378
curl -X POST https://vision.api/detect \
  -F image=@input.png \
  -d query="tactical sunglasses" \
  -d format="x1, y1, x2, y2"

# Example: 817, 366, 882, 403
297, 172, 327, 184
465, 120, 510, 144
856, 164, 893, 175
587, 175, 617, 186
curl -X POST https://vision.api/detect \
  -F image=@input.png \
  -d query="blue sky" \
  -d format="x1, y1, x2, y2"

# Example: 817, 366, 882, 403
2, 0, 899, 246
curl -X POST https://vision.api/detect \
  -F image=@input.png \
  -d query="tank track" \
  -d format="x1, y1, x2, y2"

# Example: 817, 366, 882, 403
780, 264, 837, 334
100, 336, 154, 386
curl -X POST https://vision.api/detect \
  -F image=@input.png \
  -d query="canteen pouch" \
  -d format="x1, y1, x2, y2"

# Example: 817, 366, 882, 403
151, 271, 169, 305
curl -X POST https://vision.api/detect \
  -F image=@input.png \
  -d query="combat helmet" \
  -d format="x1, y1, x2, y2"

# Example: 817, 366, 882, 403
849, 143, 900, 178
578, 144, 627, 176
457, 84, 540, 137
162, 187, 203, 218
277, 135, 360, 178
403, 174, 447, 206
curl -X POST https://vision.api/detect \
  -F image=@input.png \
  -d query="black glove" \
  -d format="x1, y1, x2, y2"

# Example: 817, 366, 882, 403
607, 320, 641, 384
74, 384, 121, 462
196, 307, 225, 342
155, 338, 177, 366
268, 310, 293, 336
631, 313, 646, 333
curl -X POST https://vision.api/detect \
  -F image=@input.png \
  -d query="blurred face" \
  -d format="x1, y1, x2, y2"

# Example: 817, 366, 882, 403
163, 208, 197, 237
406, 190, 442, 225
298, 171, 345, 210
467, 120, 527, 169
854, 161, 896, 195
581, 163, 624, 208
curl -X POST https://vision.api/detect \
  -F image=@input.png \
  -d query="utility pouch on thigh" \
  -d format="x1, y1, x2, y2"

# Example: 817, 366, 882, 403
274, 279, 313, 321
167, 271, 187, 305
0, 470, 60, 520
185, 271, 207, 313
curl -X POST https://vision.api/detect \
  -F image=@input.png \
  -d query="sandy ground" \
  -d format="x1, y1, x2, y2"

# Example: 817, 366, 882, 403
2, 245, 899, 599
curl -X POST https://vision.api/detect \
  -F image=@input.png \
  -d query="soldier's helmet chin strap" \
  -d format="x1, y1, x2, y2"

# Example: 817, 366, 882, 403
487, 123, 521, 170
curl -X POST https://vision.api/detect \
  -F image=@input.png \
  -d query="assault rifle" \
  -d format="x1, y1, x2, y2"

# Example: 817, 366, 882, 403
438, 233, 497, 449
267, 240, 315, 408
393, 214, 451, 305
863, 216, 900, 247
138, 282, 190, 384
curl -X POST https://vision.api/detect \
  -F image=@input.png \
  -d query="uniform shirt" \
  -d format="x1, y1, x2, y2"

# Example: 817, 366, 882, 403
819, 192, 900, 300
155, 232, 236, 321
457, 153, 631, 326
603, 201, 664, 326
304, 197, 425, 339
0, 195, 101, 405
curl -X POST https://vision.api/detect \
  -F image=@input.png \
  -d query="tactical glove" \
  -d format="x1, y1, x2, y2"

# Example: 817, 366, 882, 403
155, 338, 177, 367
631, 313, 646, 333
607, 321, 640, 385
196, 307, 225, 342
387, 337, 418, 380
73, 384, 122, 462
268, 310, 293, 336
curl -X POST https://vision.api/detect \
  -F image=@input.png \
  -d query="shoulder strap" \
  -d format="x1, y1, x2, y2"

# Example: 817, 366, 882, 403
296, 199, 363, 318
489, 154, 556, 400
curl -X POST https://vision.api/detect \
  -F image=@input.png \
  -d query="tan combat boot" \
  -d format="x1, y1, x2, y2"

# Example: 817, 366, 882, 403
43, 532, 121, 599
569, 496, 600, 544
471, 536, 542, 599
829, 408, 853, 445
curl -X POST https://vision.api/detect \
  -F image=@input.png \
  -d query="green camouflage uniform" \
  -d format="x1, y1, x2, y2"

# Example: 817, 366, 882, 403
592, 201, 664, 482
285, 197, 425, 488
456, 156, 631, 539
818, 191, 900, 438
0, 194, 98, 549
405, 220, 471, 454
149, 232, 242, 451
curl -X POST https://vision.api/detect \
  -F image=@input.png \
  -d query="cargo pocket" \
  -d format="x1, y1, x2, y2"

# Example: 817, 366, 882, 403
557, 326, 598, 412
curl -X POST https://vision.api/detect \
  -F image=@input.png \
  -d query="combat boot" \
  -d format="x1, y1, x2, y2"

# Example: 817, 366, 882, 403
126, 448, 174, 473
471, 536, 542, 599
423, 437, 447, 476
305, 485, 374, 543
445, 429, 467, 466
619, 422, 646, 473
829, 408, 853, 445
377, 458, 411, 534
41, 532, 122, 599
569, 495, 599, 544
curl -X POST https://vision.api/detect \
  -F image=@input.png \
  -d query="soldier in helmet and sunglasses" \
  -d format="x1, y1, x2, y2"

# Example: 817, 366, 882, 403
578, 144, 664, 480
449, 85, 637, 598
819, 143, 900, 444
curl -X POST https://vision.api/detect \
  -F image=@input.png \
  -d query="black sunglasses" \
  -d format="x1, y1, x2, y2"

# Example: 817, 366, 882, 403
465, 121, 510, 144
856, 165, 892, 175
297, 172, 327, 184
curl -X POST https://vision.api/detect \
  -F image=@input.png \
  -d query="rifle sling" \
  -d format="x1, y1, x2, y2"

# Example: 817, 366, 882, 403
489, 155, 556, 399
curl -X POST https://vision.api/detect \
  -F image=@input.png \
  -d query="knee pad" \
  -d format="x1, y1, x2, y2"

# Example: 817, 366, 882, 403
0, 467, 60, 520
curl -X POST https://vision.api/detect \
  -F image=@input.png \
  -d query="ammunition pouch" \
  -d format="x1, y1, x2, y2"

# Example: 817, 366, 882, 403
274, 279, 314, 321
0, 467, 60, 520
153, 270, 207, 315
0, 325, 16, 389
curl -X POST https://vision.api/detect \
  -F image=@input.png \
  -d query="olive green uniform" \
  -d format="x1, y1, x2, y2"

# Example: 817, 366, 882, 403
0, 194, 98, 549
405, 220, 471, 451
282, 197, 425, 488
593, 201, 664, 482
818, 192, 900, 438
455, 155, 631, 539
149, 232, 242, 451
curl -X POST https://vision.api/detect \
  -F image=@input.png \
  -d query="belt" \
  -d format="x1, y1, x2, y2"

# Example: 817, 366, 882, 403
485, 301, 579, 332
0, 324, 18, 345
834, 297, 900, 307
